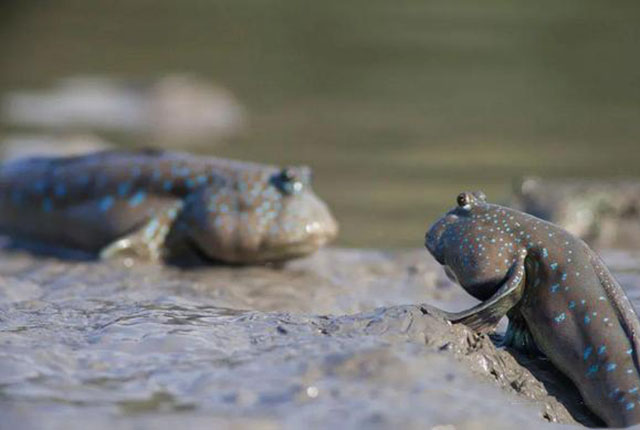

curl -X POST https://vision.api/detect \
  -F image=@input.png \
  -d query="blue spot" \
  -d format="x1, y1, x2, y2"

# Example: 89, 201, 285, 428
33, 180, 46, 193
128, 191, 146, 207
550, 284, 560, 293
630, 387, 639, 394
99, 196, 114, 212
586, 364, 599, 377
542, 248, 548, 258
117, 182, 131, 196
185, 178, 195, 189
607, 363, 617, 372
550, 263, 558, 270
554, 313, 566, 324
598, 345, 606, 355
163, 180, 173, 192
197, 175, 208, 185
42, 198, 52, 212
568, 301, 576, 309
561, 273, 568, 281
583, 346, 593, 360
627, 403, 635, 410
584, 315, 591, 325
54, 183, 66, 197
627, 349, 634, 355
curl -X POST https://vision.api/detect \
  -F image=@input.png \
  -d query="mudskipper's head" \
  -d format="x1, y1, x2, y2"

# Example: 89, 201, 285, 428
425, 191, 521, 300
193, 165, 338, 263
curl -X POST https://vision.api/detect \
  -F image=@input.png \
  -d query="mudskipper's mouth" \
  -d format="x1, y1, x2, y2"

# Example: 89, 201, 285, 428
256, 241, 324, 262
424, 221, 447, 264
256, 226, 338, 262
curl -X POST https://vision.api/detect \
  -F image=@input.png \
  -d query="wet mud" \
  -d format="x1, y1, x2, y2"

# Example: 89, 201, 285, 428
2, 247, 639, 429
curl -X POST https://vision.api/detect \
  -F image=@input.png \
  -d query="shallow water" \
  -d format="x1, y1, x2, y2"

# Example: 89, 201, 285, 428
1, 247, 639, 428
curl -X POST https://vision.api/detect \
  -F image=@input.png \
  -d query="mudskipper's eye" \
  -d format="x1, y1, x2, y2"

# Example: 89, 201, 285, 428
281, 167, 295, 182
272, 167, 304, 195
457, 193, 469, 208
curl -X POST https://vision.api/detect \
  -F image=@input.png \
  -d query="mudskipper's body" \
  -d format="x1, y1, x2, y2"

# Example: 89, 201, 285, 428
0, 150, 338, 263
425, 191, 640, 427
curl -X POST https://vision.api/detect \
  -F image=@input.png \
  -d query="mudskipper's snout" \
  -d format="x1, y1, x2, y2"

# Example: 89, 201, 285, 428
262, 190, 338, 261
424, 229, 436, 255
302, 199, 339, 247
425, 219, 446, 264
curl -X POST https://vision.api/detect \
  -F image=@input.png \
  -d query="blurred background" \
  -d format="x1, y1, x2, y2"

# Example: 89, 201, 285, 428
1, 0, 639, 248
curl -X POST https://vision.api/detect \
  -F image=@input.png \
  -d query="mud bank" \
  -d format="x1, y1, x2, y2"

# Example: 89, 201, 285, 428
3, 247, 638, 429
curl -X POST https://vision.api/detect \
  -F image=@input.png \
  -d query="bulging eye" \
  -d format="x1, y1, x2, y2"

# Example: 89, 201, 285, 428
280, 167, 295, 182
456, 193, 469, 208
272, 167, 304, 195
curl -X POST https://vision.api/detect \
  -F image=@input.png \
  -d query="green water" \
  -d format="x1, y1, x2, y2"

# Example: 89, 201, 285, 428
2, 0, 640, 247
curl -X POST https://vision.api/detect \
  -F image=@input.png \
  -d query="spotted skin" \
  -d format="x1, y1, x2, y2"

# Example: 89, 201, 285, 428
0, 149, 338, 263
425, 191, 640, 427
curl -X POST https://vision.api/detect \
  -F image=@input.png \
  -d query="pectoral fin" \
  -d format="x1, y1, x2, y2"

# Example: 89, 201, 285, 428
440, 252, 528, 333
100, 200, 184, 261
